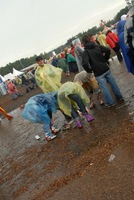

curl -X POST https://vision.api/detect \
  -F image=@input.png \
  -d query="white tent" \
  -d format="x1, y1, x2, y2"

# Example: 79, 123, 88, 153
13, 68, 24, 76
4, 73, 15, 81
0, 75, 5, 82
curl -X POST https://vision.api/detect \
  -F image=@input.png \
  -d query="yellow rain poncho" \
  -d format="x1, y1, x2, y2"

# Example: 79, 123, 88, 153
98, 33, 108, 47
35, 64, 62, 93
58, 82, 90, 117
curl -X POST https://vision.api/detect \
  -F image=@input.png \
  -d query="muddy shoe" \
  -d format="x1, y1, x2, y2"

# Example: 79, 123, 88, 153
45, 132, 57, 141
62, 123, 71, 131
76, 120, 83, 129
51, 126, 60, 134
117, 98, 124, 102
99, 99, 104, 105
85, 114, 94, 122
105, 103, 116, 108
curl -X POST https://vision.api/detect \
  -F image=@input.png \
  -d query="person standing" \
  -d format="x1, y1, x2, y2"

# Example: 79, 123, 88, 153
27, 70, 37, 89
6, 79, 22, 100
0, 76, 7, 96
64, 48, 78, 73
124, 8, 134, 74
82, 34, 123, 108
51, 56, 58, 67
35, 56, 62, 93
72, 38, 84, 72
22, 74, 32, 93
117, 15, 134, 74
97, 32, 108, 47
106, 30, 123, 62
35, 56, 72, 128
57, 54, 70, 76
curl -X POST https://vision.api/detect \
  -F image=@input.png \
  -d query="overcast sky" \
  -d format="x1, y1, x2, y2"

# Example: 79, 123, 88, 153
0, 0, 126, 67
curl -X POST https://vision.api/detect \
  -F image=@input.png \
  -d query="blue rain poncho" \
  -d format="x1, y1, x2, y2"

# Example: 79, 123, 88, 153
22, 93, 57, 132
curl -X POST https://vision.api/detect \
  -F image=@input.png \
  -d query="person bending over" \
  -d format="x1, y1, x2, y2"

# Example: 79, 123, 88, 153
58, 82, 94, 129
22, 93, 59, 141
74, 71, 104, 109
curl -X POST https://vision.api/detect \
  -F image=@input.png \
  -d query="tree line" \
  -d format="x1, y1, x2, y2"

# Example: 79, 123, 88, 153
0, 6, 128, 76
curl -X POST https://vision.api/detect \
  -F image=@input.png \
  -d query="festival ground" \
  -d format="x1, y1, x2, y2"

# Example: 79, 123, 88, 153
0, 58, 134, 200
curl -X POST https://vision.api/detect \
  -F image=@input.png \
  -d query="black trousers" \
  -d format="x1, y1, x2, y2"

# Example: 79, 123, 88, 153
113, 47, 123, 62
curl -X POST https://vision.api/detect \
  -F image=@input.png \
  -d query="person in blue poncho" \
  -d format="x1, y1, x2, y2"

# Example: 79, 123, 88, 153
117, 15, 134, 74
22, 92, 59, 141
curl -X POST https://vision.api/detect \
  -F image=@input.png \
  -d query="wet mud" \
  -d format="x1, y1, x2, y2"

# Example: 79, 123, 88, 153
0, 59, 134, 200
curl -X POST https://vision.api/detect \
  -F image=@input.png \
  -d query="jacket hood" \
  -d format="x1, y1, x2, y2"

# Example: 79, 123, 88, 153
84, 42, 96, 50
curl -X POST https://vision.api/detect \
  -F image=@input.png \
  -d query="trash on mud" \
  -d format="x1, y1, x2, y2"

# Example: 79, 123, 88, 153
35, 135, 40, 140
129, 111, 134, 116
108, 154, 115, 162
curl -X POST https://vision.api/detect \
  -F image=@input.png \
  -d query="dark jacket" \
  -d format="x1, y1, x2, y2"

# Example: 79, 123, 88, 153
51, 57, 58, 67
22, 75, 29, 85
65, 54, 78, 73
82, 42, 111, 77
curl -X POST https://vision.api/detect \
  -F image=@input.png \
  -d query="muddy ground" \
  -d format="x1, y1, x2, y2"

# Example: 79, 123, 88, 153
0, 59, 134, 200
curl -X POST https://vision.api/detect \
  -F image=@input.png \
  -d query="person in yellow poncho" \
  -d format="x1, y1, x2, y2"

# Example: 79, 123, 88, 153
97, 32, 108, 47
58, 82, 94, 129
35, 56, 62, 93
35, 56, 71, 130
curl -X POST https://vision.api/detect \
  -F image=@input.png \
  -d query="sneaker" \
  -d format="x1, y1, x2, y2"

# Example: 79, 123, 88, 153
51, 126, 60, 134
45, 132, 57, 141
105, 103, 116, 108
62, 123, 71, 131
85, 114, 94, 122
76, 120, 83, 129
117, 98, 124, 102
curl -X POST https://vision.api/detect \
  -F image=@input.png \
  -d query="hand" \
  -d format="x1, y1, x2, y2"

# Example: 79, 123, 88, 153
86, 107, 89, 113
77, 110, 83, 117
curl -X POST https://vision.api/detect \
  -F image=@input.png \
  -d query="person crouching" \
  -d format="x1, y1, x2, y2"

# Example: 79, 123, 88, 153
22, 93, 59, 141
58, 82, 94, 129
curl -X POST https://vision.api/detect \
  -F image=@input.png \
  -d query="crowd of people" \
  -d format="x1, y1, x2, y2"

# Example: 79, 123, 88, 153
49, 13, 134, 76
1, 11, 134, 141
0, 68, 38, 99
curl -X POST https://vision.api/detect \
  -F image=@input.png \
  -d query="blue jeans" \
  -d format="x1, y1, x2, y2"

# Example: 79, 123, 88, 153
96, 70, 123, 105
12, 92, 22, 100
68, 94, 87, 120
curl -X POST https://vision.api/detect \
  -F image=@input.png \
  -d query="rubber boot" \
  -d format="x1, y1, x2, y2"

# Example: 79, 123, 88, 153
85, 114, 94, 122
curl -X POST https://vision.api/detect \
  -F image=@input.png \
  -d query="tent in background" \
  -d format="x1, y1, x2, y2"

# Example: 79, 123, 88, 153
0, 75, 5, 82
4, 73, 15, 81
13, 68, 24, 76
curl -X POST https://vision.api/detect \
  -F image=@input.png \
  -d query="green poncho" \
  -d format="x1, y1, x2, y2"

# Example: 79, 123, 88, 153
57, 58, 69, 72
58, 82, 90, 116
35, 64, 62, 93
